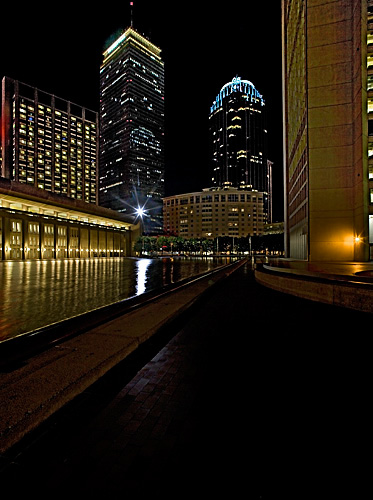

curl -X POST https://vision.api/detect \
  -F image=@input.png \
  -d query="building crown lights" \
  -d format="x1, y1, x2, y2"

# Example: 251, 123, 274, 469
103, 27, 161, 63
210, 76, 265, 113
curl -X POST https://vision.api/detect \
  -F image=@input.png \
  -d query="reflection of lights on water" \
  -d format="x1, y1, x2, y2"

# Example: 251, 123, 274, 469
0, 257, 228, 341
136, 258, 151, 295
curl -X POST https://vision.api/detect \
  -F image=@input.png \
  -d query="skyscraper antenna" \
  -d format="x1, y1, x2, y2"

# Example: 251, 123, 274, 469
130, 1, 134, 27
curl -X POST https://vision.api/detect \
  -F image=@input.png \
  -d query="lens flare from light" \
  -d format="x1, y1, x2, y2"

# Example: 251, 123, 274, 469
135, 207, 145, 218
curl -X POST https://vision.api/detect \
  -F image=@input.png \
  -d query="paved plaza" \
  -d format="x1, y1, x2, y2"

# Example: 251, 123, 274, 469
1, 262, 370, 498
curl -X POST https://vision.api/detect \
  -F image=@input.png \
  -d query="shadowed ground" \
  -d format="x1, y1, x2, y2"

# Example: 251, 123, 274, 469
1, 262, 370, 498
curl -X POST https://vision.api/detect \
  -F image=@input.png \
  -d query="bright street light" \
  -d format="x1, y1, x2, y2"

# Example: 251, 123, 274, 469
135, 207, 145, 218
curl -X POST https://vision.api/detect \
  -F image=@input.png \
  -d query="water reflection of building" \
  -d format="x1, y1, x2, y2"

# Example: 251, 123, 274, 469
282, 0, 372, 261
163, 185, 266, 239
0, 178, 140, 261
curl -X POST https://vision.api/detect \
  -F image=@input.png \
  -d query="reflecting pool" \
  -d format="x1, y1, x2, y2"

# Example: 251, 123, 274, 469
0, 256, 234, 341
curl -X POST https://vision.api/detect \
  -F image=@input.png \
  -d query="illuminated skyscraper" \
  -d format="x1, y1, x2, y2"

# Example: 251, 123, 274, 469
99, 27, 165, 233
1, 77, 98, 203
209, 76, 271, 222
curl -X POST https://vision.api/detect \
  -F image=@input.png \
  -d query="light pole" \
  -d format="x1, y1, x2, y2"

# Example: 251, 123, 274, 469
135, 206, 145, 256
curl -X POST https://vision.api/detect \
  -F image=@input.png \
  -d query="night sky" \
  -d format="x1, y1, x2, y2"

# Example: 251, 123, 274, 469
0, 1, 283, 221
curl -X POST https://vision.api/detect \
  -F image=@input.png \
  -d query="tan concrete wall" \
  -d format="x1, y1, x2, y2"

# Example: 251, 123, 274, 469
307, 0, 368, 261
307, 1, 353, 260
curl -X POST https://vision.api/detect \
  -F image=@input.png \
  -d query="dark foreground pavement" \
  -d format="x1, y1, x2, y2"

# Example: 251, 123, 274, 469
1, 262, 371, 498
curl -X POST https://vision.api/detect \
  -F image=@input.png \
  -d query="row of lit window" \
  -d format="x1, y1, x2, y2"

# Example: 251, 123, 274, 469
18, 144, 96, 157
18, 172, 95, 187
167, 194, 261, 206
18, 123, 95, 143
19, 100, 96, 124
20, 163, 97, 173
178, 215, 263, 223
18, 130, 96, 148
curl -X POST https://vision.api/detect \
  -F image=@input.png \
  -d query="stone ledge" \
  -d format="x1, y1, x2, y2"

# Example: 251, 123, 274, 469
255, 267, 373, 314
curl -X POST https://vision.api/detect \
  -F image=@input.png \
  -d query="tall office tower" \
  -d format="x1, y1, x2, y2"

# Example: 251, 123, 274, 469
1, 77, 98, 204
209, 76, 271, 222
99, 27, 165, 233
282, 0, 372, 261
209, 77, 269, 190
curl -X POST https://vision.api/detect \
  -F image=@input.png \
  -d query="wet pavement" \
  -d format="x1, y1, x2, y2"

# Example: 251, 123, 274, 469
1, 262, 371, 498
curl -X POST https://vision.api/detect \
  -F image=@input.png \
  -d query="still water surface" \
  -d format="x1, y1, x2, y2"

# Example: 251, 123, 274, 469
0, 256, 234, 341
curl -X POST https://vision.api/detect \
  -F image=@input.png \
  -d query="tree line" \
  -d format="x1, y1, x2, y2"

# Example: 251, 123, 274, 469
134, 233, 284, 255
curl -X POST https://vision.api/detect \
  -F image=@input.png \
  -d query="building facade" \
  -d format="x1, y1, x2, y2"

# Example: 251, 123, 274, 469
0, 178, 139, 261
163, 186, 266, 239
99, 27, 165, 233
1, 77, 98, 204
209, 76, 271, 222
282, 0, 372, 261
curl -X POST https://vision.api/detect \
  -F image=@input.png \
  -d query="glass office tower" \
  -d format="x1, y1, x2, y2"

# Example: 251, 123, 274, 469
209, 76, 269, 191
1, 77, 98, 204
99, 27, 165, 233
209, 76, 270, 222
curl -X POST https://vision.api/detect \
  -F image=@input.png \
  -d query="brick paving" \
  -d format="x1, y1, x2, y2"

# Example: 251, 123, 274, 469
1, 262, 370, 498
